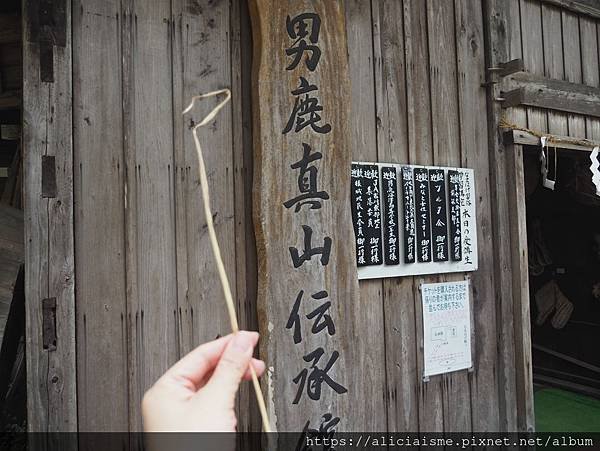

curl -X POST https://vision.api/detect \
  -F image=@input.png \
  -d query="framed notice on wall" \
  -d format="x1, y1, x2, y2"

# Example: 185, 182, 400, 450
351, 162, 478, 279
421, 280, 472, 378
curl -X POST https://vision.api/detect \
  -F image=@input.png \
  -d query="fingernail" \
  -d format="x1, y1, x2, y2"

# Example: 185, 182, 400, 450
232, 332, 254, 352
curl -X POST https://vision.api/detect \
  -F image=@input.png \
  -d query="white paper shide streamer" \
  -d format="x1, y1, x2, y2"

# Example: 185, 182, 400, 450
540, 136, 556, 191
591, 146, 600, 197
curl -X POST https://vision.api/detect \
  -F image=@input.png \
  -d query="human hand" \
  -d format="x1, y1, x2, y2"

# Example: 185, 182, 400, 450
142, 331, 265, 432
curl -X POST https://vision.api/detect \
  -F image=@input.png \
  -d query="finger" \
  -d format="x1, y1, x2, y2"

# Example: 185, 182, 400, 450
197, 358, 265, 388
242, 359, 266, 381
203, 331, 258, 405
158, 334, 235, 391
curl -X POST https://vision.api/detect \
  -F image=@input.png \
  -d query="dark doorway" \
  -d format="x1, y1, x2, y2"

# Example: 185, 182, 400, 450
523, 144, 600, 431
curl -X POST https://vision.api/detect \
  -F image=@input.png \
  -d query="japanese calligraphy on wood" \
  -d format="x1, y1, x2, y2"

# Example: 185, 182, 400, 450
249, 0, 360, 433
351, 162, 478, 279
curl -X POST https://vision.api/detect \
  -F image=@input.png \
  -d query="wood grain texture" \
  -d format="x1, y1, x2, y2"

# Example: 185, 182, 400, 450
506, 0, 528, 127
72, 0, 245, 433
250, 0, 365, 431
580, 16, 600, 139
173, 0, 235, 361
73, 0, 128, 432
455, 0, 500, 432
521, 0, 548, 132
427, 0, 471, 433
483, 0, 523, 432
231, 0, 261, 436
125, 0, 179, 431
562, 10, 586, 137
341, 0, 387, 430
542, 4, 569, 135
24, 0, 77, 433
403, 0, 444, 433
344, 0, 387, 432
506, 144, 535, 432
507, 128, 600, 149
502, 72, 600, 117
372, 0, 418, 433
597, 21, 600, 141
539, 0, 600, 19
22, 0, 578, 432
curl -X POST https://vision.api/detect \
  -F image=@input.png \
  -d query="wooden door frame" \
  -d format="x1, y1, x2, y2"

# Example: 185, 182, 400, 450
22, 0, 77, 432
484, 0, 535, 432
506, 142, 535, 432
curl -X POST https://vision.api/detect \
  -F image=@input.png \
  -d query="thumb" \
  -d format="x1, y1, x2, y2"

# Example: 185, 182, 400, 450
203, 331, 258, 406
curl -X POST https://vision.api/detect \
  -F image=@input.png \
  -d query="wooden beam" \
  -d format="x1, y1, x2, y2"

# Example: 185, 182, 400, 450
502, 72, 600, 118
0, 91, 20, 109
488, 58, 524, 79
484, 0, 521, 433
539, 0, 600, 20
506, 143, 535, 433
249, 0, 364, 431
23, 0, 77, 433
503, 129, 600, 151
0, 14, 20, 44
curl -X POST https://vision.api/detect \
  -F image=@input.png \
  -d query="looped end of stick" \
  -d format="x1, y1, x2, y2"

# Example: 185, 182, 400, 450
182, 88, 232, 128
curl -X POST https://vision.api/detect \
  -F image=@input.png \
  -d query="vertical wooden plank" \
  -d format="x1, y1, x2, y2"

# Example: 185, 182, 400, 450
171, 0, 234, 366
454, 0, 500, 431
120, 0, 140, 433
456, 0, 501, 432
171, 0, 237, 429
123, 0, 179, 431
427, 0, 471, 433
231, 0, 260, 434
542, 4, 569, 135
580, 16, 600, 139
345, 0, 387, 432
490, 3, 525, 427
169, 0, 188, 358
250, 0, 377, 431
521, 0, 547, 132
506, 0, 527, 128
372, 0, 418, 433
597, 22, 600, 141
562, 11, 586, 137
506, 143, 535, 432
483, 0, 523, 432
23, 0, 77, 433
403, 0, 443, 433
73, 0, 129, 431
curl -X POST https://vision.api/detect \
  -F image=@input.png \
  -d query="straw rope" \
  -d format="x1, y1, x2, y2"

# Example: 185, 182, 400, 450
183, 89, 272, 433
499, 116, 598, 148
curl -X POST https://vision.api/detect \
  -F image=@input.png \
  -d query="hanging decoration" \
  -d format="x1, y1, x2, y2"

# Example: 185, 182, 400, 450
590, 147, 600, 197
540, 136, 557, 191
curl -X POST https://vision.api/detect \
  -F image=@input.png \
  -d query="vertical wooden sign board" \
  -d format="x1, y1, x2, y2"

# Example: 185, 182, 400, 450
249, 0, 360, 434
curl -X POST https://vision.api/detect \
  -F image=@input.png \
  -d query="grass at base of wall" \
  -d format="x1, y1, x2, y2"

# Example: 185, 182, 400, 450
535, 388, 600, 432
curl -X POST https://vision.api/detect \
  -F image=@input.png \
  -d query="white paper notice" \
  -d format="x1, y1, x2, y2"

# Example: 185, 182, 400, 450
421, 280, 472, 377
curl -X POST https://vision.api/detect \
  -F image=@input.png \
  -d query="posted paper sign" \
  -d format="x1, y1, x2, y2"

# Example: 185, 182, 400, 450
421, 280, 472, 377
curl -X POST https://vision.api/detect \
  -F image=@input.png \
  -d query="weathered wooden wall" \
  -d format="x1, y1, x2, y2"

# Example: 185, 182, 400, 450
504, 0, 600, 141
24, 0, 599, 433
71, 0, 252, 432
485, 0, 600, 432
